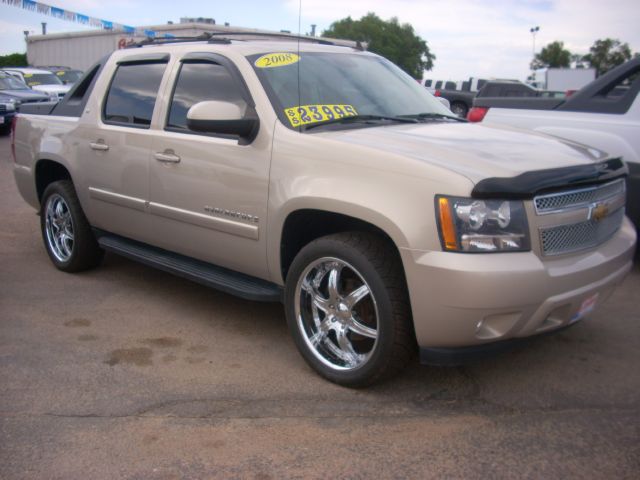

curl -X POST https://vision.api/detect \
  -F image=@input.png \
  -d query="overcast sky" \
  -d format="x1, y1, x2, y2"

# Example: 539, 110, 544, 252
1, 0, 638, 81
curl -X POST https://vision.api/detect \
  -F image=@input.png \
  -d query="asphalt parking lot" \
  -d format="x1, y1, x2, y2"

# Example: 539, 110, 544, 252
0, 134, 639, 479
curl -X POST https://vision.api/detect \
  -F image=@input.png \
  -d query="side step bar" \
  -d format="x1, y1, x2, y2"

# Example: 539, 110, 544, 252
97, 233, 282, 302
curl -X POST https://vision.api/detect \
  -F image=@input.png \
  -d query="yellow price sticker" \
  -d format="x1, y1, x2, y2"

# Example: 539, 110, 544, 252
284, 104, 358, 127
255, 52, 300, 68
56, 71, 65, 76
23, 73, 33, 78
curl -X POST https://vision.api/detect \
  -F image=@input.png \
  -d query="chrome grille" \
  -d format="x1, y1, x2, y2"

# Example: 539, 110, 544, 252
534, 179, 625, 214
540, 208, 625, 256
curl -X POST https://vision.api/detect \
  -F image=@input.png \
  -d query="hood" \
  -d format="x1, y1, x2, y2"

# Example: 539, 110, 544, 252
31, 84, 71, 95
0, 89, 50, 101
321, 122, 608, 184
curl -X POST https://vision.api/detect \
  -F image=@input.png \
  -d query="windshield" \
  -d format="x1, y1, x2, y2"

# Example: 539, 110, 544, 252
248, 51, 453, 131
22, 72, 63, 87
54, 70, 83, 84
0, 74, 29, 90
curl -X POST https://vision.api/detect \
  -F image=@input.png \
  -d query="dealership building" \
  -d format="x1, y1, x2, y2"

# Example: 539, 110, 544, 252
25, 21, 355, 71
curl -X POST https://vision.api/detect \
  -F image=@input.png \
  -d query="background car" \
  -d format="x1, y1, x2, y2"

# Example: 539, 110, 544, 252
427, 78, 548, 118
0, 93, 16, 134
0, 71, 54, 106
0, 67, 71, 101
36, 66, 84, 86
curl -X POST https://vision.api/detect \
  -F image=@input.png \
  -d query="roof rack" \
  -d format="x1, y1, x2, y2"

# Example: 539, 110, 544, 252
126, 31, 342, 49
206, 31, 336, 46
127, 32, 230, 48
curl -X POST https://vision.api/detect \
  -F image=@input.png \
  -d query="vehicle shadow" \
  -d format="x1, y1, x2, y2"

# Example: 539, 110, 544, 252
91, 250, 640, 417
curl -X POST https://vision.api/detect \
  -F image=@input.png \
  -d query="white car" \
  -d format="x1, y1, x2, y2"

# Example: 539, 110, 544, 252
468, 57, 640, 231
1, 67, 71, 101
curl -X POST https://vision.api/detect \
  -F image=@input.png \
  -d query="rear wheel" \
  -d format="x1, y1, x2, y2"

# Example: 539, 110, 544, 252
40, 180, 104, 272
450, 102, 468, 118
285, 232, 415, 387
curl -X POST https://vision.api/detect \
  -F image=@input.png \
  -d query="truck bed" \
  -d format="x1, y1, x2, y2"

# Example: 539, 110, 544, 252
473, 97, 564, 110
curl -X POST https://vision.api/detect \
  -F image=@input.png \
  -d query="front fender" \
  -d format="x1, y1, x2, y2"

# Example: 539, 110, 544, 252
267, 196, 412, 284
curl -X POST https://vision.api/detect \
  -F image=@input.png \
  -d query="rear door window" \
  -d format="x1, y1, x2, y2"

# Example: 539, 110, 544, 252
103, 62, 167, 128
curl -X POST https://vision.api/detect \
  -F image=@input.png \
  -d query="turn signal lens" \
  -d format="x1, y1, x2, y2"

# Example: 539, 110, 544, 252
438, 197, 458, 250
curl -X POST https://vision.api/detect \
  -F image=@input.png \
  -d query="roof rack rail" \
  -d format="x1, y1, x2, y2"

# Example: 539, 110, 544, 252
125, 30, 349, 49
126, 32, 231, 48
206, 31, 336, 46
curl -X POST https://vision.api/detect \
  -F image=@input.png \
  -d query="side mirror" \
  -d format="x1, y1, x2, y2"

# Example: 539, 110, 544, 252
186, 101, 259, 140
437, 97, 451, 110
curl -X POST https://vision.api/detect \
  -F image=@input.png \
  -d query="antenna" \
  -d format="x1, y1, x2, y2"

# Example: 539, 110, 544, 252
297, 0, 302, 132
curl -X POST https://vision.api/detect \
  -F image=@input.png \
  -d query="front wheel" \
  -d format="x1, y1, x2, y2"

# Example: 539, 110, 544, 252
285, 232, 415, 387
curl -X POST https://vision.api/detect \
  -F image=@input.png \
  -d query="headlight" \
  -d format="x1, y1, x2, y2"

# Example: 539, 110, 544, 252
2, 101, 15, 112
49, 94, 59, 102
436, 196, 530, 252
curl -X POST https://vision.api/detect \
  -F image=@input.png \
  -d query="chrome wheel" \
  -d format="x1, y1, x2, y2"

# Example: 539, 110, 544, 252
44, 193, 74, 262
295, 257, 379, 371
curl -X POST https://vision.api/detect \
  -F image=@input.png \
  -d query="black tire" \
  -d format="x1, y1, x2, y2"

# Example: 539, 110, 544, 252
284, 232, 415, 387
40, 180, 104, 272
450, 102, 468, 118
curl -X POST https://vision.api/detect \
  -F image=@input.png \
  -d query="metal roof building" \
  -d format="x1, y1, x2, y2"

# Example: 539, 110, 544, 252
26, 23, 356, 71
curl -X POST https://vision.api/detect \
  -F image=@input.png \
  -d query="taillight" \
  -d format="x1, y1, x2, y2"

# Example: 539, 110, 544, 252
10, 116, 17, 162
434, 89, 441, 97
565, 89, 576, 97
467, 107, 489, 122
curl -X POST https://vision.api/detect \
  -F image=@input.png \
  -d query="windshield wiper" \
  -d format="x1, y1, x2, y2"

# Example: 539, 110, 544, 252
303, 114, 418, 131
400, 112, 467, 122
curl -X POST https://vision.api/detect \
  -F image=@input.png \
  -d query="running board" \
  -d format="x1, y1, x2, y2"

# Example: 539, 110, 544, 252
97, 233, 282, 302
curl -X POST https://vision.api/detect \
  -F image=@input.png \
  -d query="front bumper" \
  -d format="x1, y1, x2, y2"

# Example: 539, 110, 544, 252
401, 217, 636, 353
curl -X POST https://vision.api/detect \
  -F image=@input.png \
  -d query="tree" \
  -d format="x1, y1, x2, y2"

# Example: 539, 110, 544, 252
0, 53, 28, 68
322, 13, 435, 78
530, 41, 571, 70
583, 38, 632, 75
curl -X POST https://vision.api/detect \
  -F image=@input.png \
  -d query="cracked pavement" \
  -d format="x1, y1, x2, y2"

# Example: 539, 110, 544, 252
0, 135, 639, 479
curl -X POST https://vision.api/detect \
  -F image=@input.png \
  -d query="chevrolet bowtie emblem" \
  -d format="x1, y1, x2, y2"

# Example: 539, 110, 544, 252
590, 202, 609, 222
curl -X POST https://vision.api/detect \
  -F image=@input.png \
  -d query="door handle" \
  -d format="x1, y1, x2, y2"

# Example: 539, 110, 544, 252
89, 140, 109, 151
154, 150, 181, 163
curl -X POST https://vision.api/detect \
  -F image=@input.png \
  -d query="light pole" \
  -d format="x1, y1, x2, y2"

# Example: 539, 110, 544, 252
530, 26, 540, 58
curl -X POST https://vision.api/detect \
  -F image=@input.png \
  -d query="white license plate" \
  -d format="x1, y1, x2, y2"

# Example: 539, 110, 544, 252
570, 292, 599, 324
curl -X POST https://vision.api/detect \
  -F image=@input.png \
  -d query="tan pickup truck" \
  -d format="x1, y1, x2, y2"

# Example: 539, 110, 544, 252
11, 35, 637, 386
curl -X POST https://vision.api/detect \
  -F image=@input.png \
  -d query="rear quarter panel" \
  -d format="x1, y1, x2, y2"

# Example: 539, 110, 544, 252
12, 114, 79, 210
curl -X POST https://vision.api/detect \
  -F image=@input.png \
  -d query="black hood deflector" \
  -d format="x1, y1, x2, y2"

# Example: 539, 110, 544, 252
472, 157, 627, 199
